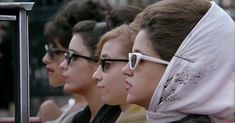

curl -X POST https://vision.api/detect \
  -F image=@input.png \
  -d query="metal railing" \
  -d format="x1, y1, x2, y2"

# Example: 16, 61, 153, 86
0, 2, 34, 123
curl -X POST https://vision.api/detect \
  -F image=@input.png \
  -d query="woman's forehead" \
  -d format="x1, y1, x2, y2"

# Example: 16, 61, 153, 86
101, 38, 127, 58
69, 34, 90, 55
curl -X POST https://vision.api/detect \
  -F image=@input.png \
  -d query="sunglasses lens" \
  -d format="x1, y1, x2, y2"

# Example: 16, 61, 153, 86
101, 60, 105, 72
45, 49, 54, 59
101, 60, 110, 72
130, 54, 137, 69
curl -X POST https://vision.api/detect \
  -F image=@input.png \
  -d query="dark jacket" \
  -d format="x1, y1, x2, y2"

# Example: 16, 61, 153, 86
71, 104, 121, 123
172, 114, 210, 123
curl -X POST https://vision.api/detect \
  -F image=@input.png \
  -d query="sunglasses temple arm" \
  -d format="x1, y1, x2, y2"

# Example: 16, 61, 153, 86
142, 55, 169, 65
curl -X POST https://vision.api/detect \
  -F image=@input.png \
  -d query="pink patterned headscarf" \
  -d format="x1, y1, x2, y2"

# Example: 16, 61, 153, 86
147, 1, 235, 123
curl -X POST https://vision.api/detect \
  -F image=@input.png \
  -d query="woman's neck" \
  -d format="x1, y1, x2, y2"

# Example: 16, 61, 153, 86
120, 103, 131, 112
73, 94, 88, 108
82, 86, 104, 123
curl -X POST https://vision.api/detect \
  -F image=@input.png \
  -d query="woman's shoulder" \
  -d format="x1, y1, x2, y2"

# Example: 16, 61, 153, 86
116, 105, 147, 123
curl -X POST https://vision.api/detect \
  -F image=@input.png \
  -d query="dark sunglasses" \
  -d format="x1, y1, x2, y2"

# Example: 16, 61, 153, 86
129, 52, 169, 70
44, 45, 68, 60
98, 58, 128, 72
65, 50, 98, 65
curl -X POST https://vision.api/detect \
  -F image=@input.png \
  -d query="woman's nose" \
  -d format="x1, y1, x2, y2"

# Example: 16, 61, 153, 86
42, 53, 51, 65
121, 63, 133, 77
60, 59, 68, 71
92, 66, 102, 81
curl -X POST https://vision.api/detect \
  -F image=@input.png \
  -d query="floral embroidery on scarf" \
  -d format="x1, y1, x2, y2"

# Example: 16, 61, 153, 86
159, 58, 215, 103
160, 77, 177, 102
174, 68, 203, 85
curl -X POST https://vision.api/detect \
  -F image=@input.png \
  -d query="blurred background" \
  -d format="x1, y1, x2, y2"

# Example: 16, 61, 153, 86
0, 0, 234, 118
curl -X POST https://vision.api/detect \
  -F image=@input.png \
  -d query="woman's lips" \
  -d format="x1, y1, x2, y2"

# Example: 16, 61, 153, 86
47, 67, 55, 74
125, 80, 133, 91
62, 74, 69, 82
96, 84, 105, 95
97, 85, 105, 88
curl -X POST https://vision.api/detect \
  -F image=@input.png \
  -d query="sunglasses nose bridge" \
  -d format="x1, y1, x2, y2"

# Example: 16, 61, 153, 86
64, 52, 72, 65
44, 46, 56, 60
45, 50, 54, 60
128, 53, 132, 69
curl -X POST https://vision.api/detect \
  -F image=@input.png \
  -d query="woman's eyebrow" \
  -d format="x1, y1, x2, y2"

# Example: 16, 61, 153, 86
69, 49, 80, 54
133, 49, 142, 53
133, 49, 146, 55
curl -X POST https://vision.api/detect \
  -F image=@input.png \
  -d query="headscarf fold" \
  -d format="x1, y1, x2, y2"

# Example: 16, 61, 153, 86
147, 1, 235, 123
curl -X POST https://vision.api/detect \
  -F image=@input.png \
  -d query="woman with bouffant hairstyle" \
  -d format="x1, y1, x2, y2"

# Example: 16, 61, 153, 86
40, 0, 110, 122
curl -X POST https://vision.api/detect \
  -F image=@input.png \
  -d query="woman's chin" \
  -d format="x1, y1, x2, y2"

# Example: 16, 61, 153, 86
63, 84, 75, 93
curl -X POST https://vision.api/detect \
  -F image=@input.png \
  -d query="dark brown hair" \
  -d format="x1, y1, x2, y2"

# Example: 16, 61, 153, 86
106, 5, 142, 30
44, 0, 109, 48
140, 0, 210, 61
72, 20, 107, 58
